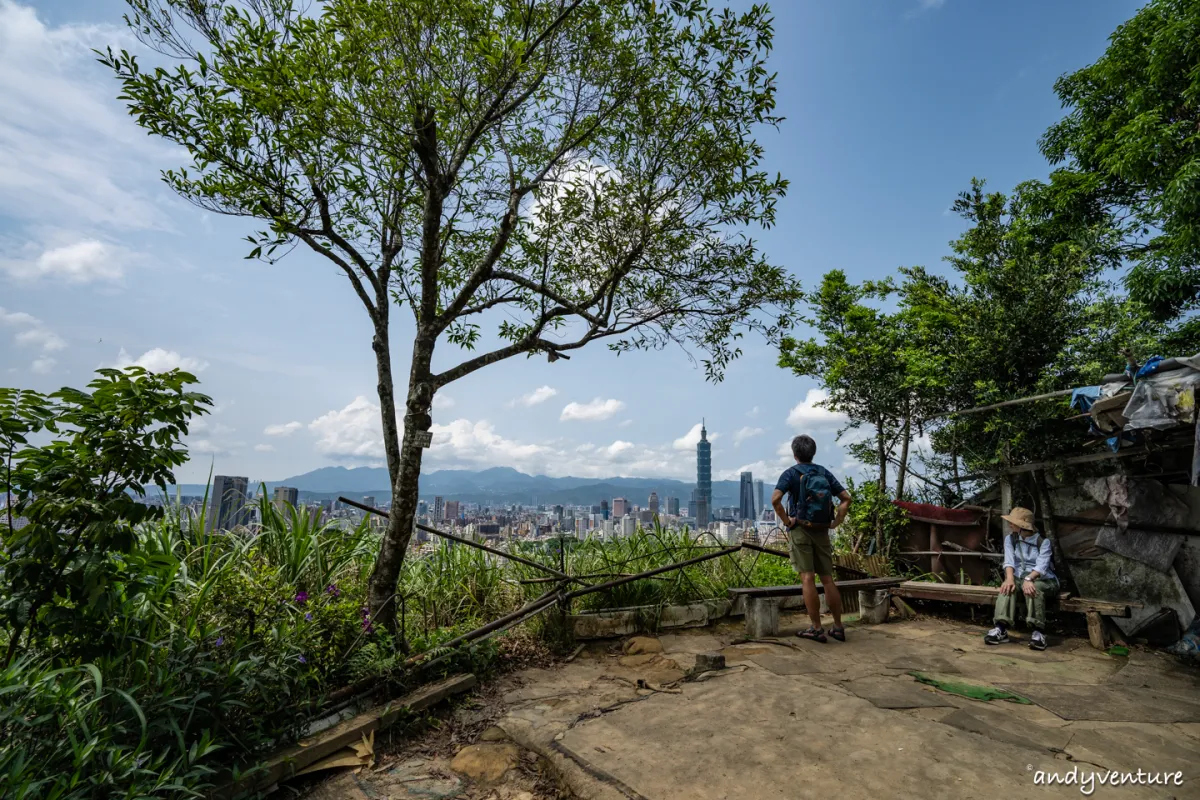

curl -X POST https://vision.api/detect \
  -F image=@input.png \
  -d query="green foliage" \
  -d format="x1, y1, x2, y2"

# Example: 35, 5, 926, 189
253, 491, 376, 591
1041, 0, 1200, 326
0, 368, 211, 661
903, 178, 1126, 475
835, 477, 907, 559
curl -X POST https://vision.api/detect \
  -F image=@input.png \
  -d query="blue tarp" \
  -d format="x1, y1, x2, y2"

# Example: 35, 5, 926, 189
1070, 386, 1101, 413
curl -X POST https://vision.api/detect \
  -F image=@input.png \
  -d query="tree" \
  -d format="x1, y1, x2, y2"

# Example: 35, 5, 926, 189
778, 270, 908, 546
907, 178, 1125, 479
1040, 0, 1200, 345
0, 369, 210, 664
105, 0, 799, 632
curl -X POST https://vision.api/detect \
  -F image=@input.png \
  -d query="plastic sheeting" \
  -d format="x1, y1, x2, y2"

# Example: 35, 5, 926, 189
1122, 367, 1200, 431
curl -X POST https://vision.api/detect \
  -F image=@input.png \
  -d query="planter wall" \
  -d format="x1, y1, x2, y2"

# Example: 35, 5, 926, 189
570, 598, 731, 639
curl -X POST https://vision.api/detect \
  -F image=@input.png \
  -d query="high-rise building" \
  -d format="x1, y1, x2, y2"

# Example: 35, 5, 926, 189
600, 499, 609, 520
648, 492, 659, 515
273, 486, 298, 510
445, 500, 460, 521
433, 496, 445, 525
696, 420, 711, 528
207, 475, 250, 532
417, 500, 428, 518
362, 495, 376, 510
754, 479, 765, 520
612, 497, 629, 518
666, 496, 680, 516
739, 472, 755, 523
621, 514, 636, 537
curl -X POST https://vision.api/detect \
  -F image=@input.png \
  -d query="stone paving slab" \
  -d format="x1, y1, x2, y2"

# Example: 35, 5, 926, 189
1002, 682, 1200, 723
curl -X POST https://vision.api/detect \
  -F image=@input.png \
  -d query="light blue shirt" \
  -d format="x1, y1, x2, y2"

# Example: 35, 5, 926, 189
1003, 531, 1056, 582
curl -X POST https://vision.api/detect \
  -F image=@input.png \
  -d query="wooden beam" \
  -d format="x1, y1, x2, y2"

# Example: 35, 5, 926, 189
1192, 410, 1200, 487
959, 441, 1194, 481
1061, 598, 1133, 617
928, 388, 1075, 420
896, 551, 1003, 559
1052, 515, 1200, 538
214, 674, 477, 798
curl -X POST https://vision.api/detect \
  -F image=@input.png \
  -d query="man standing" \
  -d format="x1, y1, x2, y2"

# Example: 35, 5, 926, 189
772, 435, 852, 643
985, 506, 1058, 651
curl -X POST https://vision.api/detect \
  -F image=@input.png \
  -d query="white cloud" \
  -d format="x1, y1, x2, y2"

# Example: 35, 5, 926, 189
560, 397, 625, 422
617, 419, 634, 428
673, 422, 718, 450
919, 0, 947, 9
601, 440, 634, 458
747, 406, 760, 418
30, 356, 55, 374
786, 388, 848, 430
254, 443, 275, 453
2, 240, 124, 283
733, 426, 764, 446
432, 393, 455, 410
264, 421, 303, 437
513, 385, 558, 407
0, 307, 65, 355
0, 2, 173, 231
309, 396, 385, 461
114, 347, 208, 373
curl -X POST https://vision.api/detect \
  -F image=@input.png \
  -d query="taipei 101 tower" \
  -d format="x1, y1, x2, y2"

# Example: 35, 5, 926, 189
695, 419, 711, 529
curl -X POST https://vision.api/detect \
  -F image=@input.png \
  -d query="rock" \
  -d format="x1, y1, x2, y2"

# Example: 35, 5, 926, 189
449, 743, 521, 783
694, 652, 726, 672
623, 636, 663, 655
479, 725, 510, 742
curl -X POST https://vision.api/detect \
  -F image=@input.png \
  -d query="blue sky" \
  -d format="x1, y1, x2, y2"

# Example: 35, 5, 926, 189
0, 0, 1143, 486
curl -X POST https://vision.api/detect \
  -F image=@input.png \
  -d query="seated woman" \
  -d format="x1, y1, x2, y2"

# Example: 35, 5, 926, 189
984, 506, 1058, 651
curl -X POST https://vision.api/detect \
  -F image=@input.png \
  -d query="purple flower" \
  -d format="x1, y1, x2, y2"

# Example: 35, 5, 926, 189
294, 591, 308, 605
215, 636, 225, 647
298, 654, 307, 664
325, 584, 340, 598
305, 612, 313, 621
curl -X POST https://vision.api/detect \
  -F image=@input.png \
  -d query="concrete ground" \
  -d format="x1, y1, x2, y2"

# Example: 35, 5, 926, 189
304, 614, 1200, 800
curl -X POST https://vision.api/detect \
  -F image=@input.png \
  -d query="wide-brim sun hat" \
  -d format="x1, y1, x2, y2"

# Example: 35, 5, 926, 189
1000, 506, 1036, 531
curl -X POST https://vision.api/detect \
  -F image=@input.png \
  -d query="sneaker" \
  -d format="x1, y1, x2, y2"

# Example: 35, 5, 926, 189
984, 626, 1009, 645
1030, 630, 1047, 651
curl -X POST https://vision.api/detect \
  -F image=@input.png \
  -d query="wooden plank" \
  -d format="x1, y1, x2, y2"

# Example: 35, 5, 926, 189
1061, 598, 1134, 618
896, 551, 1003, 559
892, 581, 1138, 618
1193, 410, 1200, 488
215, 674, 477, 798
728, 577, 904, 599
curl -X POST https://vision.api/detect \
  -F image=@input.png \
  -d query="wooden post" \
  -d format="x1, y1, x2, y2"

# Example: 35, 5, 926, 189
930, 523, 948, 582
1085, 611, 1106, 650
1191, 411, 1200, 487
1000, 477, 1013, 516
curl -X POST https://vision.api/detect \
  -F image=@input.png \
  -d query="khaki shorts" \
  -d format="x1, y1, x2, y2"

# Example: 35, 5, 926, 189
787, 525, 834, 576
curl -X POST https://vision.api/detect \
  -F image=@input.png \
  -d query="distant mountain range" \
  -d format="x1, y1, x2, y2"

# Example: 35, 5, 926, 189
159, 465, 749, 507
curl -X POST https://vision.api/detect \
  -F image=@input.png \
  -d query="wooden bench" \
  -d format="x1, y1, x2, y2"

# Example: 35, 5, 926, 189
729, 577, 905, 637
890, 581, 1143, 649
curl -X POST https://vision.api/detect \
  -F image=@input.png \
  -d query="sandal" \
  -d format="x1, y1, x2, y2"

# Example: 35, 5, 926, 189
829, 627, 846, 642
798, 626, 827, 643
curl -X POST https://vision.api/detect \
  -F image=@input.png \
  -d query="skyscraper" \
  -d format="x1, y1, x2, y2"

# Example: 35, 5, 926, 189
445, 500, 460, 521
612, 497, 629, 518
696, 420, 711, 528
600, 499, 609, 520
433, 496, 445, 525
208, 475, 250, 532
739, 472, 755, 523
754, 479, 765, 520
362, 495, 376, 510
273, 486, 298, 510
666, 496, 680, 516
648, 492, 659, 515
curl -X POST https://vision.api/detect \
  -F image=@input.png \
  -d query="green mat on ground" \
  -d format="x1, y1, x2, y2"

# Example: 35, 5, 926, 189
908, 671, 1031, 704
1106, 645, 1130, 657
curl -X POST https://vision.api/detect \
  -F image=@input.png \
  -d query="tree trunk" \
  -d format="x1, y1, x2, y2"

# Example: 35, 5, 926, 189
366, 308, 436, 637
895, 410, 912, 502
875, 422, 887, 551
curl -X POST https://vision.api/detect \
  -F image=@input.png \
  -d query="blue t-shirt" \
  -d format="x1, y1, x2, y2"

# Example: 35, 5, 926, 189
774, 463, 845, 520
